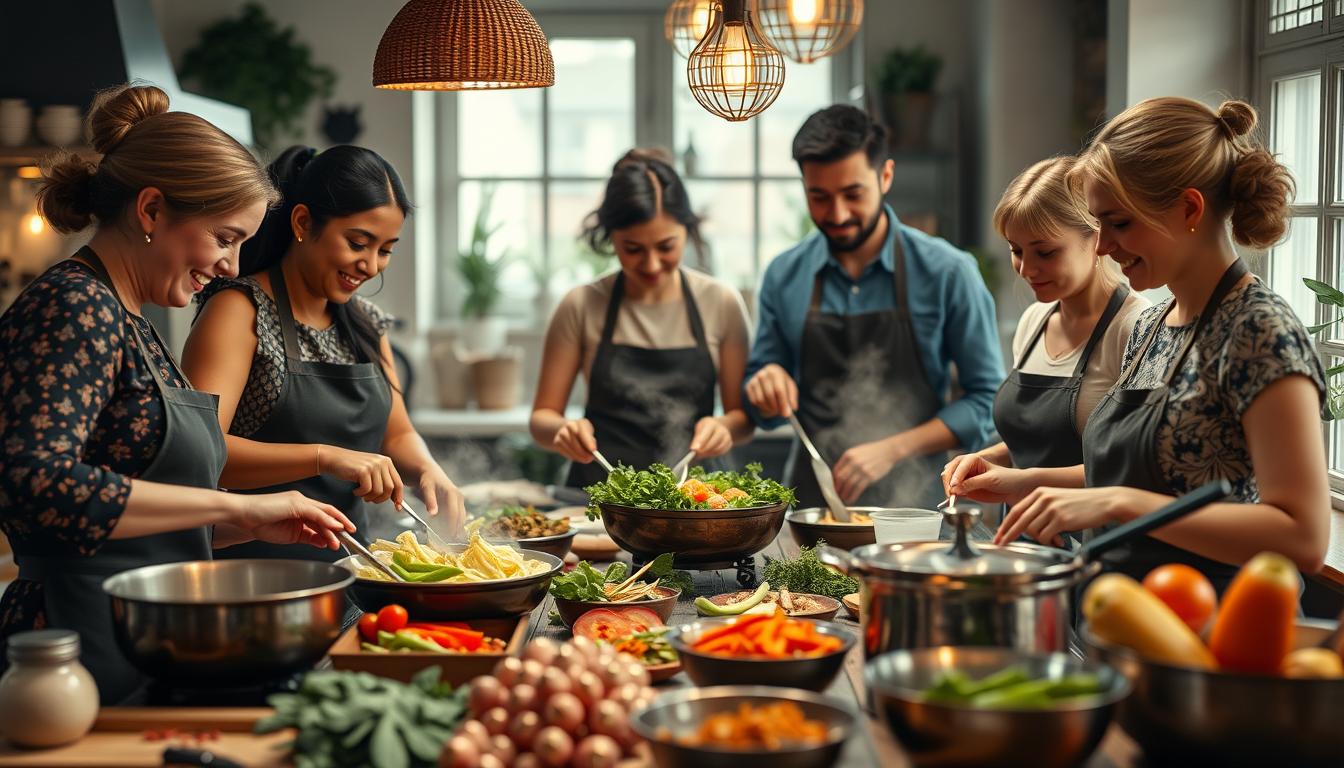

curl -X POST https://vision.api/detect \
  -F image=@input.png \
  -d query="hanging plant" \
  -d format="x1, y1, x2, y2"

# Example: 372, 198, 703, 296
178, 3, 336, 148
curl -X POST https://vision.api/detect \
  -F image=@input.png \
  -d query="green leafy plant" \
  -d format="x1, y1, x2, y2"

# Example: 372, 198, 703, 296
459, 184, 509, 319
875, 45, 943, 96
179, 2, 336, 148
1302, 277, 1344, 417
762, 542, 860, 601
584, 463, 796, 518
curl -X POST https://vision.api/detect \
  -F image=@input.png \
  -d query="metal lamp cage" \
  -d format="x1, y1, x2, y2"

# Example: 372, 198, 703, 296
686, 0, 787, 122
754, 0, 863, 64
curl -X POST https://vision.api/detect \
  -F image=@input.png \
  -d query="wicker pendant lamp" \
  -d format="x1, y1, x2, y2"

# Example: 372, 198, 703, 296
756, 0, 862, 64
373, 0, 554, 91
664, 0, 716, 59
686, 0, 786, 122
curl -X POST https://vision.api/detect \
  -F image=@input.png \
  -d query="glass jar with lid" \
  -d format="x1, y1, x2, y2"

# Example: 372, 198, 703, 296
0, 629, 99, 747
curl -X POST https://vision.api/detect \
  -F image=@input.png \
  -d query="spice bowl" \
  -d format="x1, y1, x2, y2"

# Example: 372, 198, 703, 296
667, 618, 855, 692
630, 685, 857, 768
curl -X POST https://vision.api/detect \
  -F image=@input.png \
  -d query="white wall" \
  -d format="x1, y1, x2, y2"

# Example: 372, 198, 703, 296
1109, 0, 1253, 112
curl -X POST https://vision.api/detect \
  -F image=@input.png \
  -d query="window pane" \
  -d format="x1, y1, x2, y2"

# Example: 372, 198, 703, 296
1337, 67, 1344, 204
687, 180, 755, 289
457, 90, 542, 177
759, 60, 832, 176
548, 181, 610, 292
455, 181, 543, 318
549, 39, 636, 177
1269, 0, 1324, 32
1271, 72, 1321, 205
674, 72, 755, 177
1270, 216, 1319, 324
759, 179, 814, 266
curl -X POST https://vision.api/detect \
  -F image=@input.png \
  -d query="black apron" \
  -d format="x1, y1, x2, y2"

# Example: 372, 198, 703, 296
215, 264, 392, 560
994, 286, 1130, 470
14, 248, 226, 705
789, 225, 947, 510
1082, 260, 1249, 592
565, 271, 718, 489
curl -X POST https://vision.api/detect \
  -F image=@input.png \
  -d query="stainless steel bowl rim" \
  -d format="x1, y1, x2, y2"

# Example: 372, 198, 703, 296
482, 529, 577, 545
787, 508, 879, 528
598, 501, 789, 520
338, 548, 563, 589
102, 559, 354, 605
865, 645, 1131, 711
552, 585, 682, 604
840, 540, 1097, 585
667, 616, 857, 660
630, 684, 858, 750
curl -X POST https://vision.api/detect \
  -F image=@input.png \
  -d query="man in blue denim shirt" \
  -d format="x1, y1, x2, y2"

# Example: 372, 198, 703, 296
744, 106, 1004, 509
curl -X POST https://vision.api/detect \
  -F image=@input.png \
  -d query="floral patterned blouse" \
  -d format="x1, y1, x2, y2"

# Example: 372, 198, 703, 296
0, 259, 184, 647
1121, 278, 1327, 501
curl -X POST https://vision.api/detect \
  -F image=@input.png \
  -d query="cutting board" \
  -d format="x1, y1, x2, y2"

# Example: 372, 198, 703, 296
0, 707, 291, 767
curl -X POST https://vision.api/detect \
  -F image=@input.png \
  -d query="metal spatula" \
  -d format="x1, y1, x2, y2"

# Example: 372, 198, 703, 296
671, 450, 697, 485
339, 531, 403, 582
591, 450, 615, 474
787, 413, 851, 522
396, 499, 454, 550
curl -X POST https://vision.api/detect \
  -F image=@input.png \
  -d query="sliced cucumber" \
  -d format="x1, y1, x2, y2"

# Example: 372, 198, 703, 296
694, 581, 771, 616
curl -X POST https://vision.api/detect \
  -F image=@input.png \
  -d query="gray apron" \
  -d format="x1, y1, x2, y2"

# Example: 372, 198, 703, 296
14, 248, 225, 705
215, 264, 391, 559
1082, 260, 1248, 593
789, 222, 947, 510
566, 270, 719, 489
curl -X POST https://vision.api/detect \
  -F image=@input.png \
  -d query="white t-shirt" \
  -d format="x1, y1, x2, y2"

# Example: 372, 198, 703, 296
1010, 291, 1151, 432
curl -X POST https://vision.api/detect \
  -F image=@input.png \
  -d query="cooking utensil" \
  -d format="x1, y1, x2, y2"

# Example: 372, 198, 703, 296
596, 501, 789, 569
337, 547, 562, 619
1083, 620, 1343, 767
672, 450, 697, 485
591, 450, 615, 474
551, 585, 681, 629
786, 414, 850, 522
395, 499, 453, 549
102, 560, 352, 686
630, 685, 857, 768
338, 531, 403, 582
819, 479, 1230, 657
786, 507, 876, 551
162, 747, 245, 768
866, 646, 1129, 768
667, 618, 855, 692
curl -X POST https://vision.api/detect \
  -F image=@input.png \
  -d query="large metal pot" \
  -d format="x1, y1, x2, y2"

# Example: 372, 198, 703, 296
820, 481, 1229, 657
103, 559, 353, 686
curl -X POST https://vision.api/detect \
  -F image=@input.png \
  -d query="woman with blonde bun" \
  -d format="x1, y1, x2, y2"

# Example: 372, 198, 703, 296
0, 84, 355, 703
997, 97, 1329, 592
943, 157, 1149, 514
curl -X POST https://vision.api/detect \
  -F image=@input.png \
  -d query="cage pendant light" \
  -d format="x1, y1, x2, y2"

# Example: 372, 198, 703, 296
664, 0, 716, 59
755, 0, 862, 64
373, 0, 554, 91
686, 0, 786, 122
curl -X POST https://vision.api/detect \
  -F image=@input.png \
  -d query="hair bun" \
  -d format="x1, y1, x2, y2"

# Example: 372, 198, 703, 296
87, 84, 171, 155
36, 151, 98, 233
1216, 100, 1257, 139
1227, 147, 1293, 249
614, 147, 674, 171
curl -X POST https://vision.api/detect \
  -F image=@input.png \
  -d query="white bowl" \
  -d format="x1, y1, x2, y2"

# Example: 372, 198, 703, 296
870, 508, 942, 545
36, 115, 81, 147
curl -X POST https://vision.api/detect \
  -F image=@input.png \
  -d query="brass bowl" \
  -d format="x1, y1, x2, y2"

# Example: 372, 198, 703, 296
552, 585, 681, 629
597, 502, 789, 567
786, 507, 878, 551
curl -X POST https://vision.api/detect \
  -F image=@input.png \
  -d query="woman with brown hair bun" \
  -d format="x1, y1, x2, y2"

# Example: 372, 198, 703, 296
996, 97, 1330, 592
530, 149, 754, 487
0, 84, 355, 703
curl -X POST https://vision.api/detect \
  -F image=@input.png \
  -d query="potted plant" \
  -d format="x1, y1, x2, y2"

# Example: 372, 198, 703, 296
1302, 277, 1344, 418
179, 3, 336, 148
875, 45, 943, 151
456, 185, 520, 410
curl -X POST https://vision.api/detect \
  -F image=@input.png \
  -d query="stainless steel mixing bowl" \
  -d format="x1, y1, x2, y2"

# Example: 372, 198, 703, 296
103, 559, 353, 686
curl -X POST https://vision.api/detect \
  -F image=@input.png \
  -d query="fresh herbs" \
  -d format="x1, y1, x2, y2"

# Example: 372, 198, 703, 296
549, 553, 695, 602
584, 462, 795, 518
762, 543, 860, 601
255, 667, 467, 768
612, 627, 678, 666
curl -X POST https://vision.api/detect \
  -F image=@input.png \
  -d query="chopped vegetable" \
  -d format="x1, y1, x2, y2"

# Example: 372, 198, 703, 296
1209, 552, 1299, 674
923, 667, 1106, 709
664, 701, 828, 750
611, 627, 679, 667
584, 462, 795, 518
357, 531, 549, 583
694, 581, 770, 617
356, 608, 505, 654
762, 544, 860, 601
469, 505, 570, 539
689, 608, 844, 658
573, 608, 635, 641
549, 553, 692, 602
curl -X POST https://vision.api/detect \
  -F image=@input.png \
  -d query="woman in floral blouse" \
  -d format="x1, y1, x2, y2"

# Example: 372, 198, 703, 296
996, 97, 1329, 593
0, 84, 354, 703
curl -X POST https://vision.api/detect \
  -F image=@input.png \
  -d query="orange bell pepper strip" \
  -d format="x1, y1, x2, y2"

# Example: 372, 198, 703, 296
693, 613, 771, 646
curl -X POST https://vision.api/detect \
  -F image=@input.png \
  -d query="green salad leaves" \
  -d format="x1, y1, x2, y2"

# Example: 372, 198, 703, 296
548, 553, 695, 602
762, 542, 860, 601
584, 462, 795, 518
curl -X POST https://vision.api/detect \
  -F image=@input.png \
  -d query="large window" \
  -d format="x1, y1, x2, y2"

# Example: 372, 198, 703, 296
1255, 0, 1344, 485
436, 12, 843, 323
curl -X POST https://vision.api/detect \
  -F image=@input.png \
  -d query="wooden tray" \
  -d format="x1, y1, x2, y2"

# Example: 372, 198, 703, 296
0, 707, 289, 767
327, 615, 529, 685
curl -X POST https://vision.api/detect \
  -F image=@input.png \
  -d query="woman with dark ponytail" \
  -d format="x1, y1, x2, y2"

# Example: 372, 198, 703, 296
530, 149, 754, 486
183, 144, 466, 559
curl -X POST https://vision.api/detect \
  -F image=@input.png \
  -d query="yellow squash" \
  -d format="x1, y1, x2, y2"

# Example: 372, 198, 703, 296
1083, 573, 1216, 669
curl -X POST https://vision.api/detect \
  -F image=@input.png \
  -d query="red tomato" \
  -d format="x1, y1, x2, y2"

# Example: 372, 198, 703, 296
572, 608, 634, 641
357, 613, 380, 642
616, 607, 663, 633
1143, 564, 1217, 634
376, 604, 409, 635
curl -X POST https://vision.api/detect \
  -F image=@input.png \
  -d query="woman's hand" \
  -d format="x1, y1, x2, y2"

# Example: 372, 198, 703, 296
943, 454, 1034, 505
689, 417, 733, 459
234, 490, 355, 550
318, 445, 405, 505
553, 418, 598, 463
995, 486, 1131, 546
414, 464, 466, 538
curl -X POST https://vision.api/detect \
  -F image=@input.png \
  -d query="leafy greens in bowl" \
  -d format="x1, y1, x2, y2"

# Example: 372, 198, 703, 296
584, 463, 796, 519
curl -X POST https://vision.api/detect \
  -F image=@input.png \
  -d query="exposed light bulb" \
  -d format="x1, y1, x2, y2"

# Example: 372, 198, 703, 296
26, 213, 44, 235
691, 2, 712, 39
789, 0, 819, 29
720, 23, 753, 90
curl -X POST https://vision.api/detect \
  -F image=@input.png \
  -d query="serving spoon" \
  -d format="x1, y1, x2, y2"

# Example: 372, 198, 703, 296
787, 414, 851, 522
591, 450, 616, 474
338, 530, 403, 582
671, 450, 697, 485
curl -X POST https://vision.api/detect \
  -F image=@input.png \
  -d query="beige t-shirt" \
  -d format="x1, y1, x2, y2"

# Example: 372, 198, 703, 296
549, 268, 751, 383
1010, 291, 1151, 432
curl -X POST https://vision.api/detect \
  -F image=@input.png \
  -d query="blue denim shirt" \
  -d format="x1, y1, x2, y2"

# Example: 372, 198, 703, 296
744, 207, 1004, 451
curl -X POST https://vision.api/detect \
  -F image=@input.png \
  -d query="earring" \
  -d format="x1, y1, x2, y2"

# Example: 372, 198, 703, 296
296, 234, 304, 243
144, 233, 152, 244
1189, 227, 1196, 233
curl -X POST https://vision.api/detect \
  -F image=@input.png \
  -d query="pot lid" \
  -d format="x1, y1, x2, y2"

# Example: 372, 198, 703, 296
848, 507, 1079, 579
